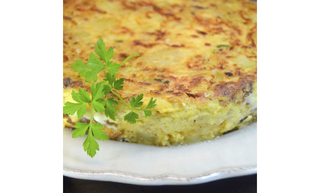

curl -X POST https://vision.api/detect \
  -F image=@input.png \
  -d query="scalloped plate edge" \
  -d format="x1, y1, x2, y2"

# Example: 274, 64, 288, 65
63, 165, 257, 185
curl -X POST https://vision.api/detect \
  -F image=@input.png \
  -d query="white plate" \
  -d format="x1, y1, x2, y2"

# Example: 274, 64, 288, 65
63, 123, 257, 185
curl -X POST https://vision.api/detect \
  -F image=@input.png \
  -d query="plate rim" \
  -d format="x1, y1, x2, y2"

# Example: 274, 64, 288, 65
63, 165, 257, 185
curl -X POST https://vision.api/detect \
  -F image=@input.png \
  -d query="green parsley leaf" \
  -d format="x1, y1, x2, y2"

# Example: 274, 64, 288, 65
63, 102, 87, 118
130, 94, 144, 108
91, 123, 109, 140
78, 88, 91, 103
95, 38, 114, 63
64, 38, 155, 158
63, 89, 92, 117
90, 82, 104, 101
74, 60, 98, 81
124, 111, 139, 124
146, 97, 157, 109
72, 122, 90, 138
71, 60, 95, 82
143, 110, 152, 117
103, 85, 112, 95
105, 98, 118, 120
92, 101, 105, 112
135, 94, 143, 104
71, 52, 106, 82
86, 53, 105, 82
104, 73, 116, 86
83, 132, 99, 158
114, 78, 124, 90
142, 97, 156, 117
87, 53, 105, 72
71, 60, 89, 75
90, 82, 106, 112
76, 104, 87, 118
106, 61, 121, 76
71, 90, 83, 103
129, 96, 135, 107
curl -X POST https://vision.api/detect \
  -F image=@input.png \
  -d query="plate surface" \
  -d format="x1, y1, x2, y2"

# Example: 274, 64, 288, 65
63, 123, 257, 185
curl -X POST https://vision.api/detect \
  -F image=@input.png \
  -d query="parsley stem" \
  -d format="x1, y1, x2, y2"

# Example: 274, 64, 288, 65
133, 108, 144, 111
88, 107, 94, 135
111, 90, 132, 109
89, 107, 94, 126
119, 54, 140, 66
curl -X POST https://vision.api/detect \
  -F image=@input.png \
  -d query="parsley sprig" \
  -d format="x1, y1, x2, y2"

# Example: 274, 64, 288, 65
63, 38, 157, 158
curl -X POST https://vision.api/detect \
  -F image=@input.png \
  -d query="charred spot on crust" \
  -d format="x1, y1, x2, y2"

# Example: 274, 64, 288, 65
155, 78, 169, 85
216, 59, 228, 69
133, 40, 143, 45
240, 116, 248, 123
152, 5, 181, 21
63, 55, 69, 62
192, 6, 206, 9
63, 78, 71, 87
225, 72, 233, 76
63, 15, 72, 20
189, 76, 203, 87
223, 127, 239, 135
186, 55, 208, 70
186, 93, 201, 98
173, 92, 183, 96
213, 76, 254, 102
119, 53, 129, 61
66, 117, 76, 127
63, 77, 83, 88
196, 30, 207, 35
147, 30, 166, 41
133, 40, 156, 48
90, 7, 107, 14
150, 90, 161, 95
176, 85, 185, 90
138, 82, 152, 86
155, 31, 166, 40
123, 78, 135, 83
169, 44, 185, 48
63, 15, 77, 25
153, 6, 161, 11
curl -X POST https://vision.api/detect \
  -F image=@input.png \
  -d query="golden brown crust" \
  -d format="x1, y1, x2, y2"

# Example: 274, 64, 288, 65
63, 0, 257, 106
64, 115, 122, 139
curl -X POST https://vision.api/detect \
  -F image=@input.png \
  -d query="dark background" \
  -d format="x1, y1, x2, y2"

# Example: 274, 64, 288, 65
64, 174, 257, 193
